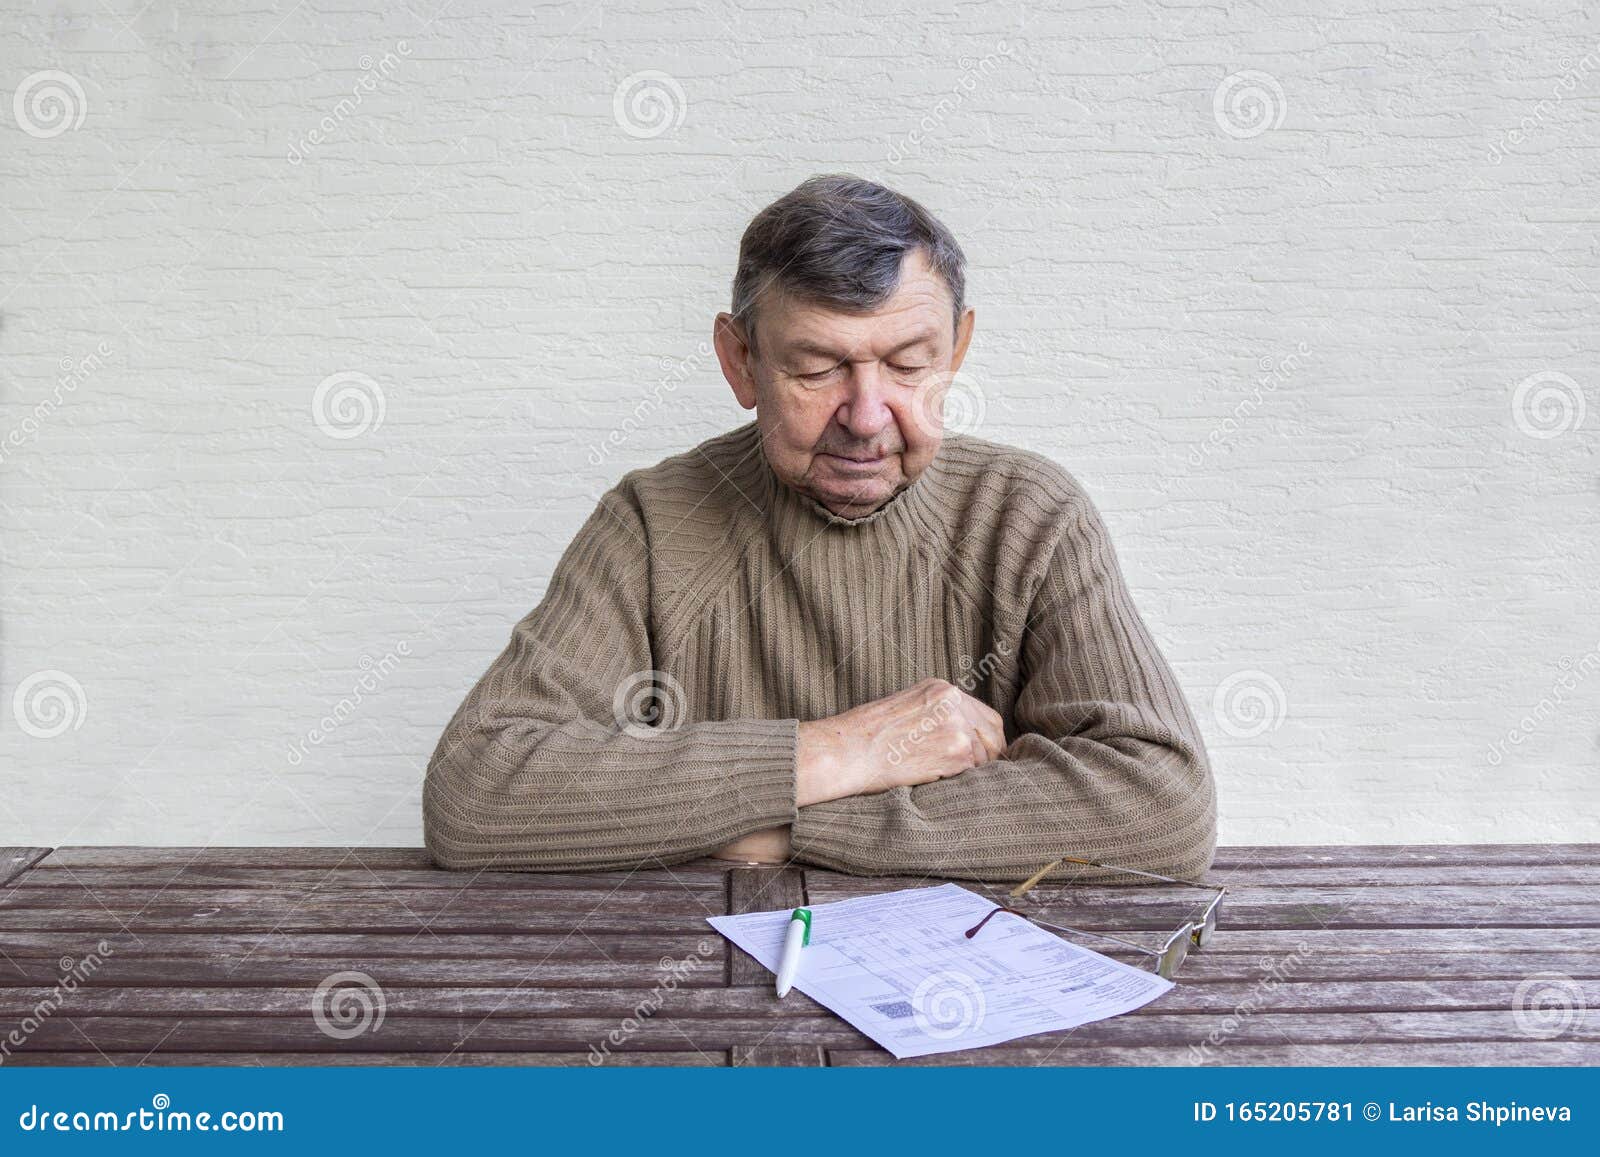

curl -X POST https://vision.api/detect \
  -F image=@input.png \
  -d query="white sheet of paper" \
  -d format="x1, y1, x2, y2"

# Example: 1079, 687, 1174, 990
706, 881, 1174, 1059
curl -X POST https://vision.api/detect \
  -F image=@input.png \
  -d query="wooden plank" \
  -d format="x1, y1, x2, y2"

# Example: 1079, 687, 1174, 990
0, 930, 723, 961
4, 926, 1594, 987
7, 898, 1597, 935
5, 1010, 1591, 1054
803, 875, 1600, 909
37, 848, 442, 870
0, 985, 838, 1024
3, 931, 1584, 989
3, 979, 1591, 1019
797, 878, 1600, 929
1193, 863, 1600, 887
830, 1041, 1600, 1066
0, 884, 724, 913
723, 866, 821, 1067
0, 891, 720, 935
0, 1015, 851, 1054
7, 926, 1598, 959
2, 1051, 726, 1067
788, 848, 1600, 896
14, 1041, 1600, 1067
791, 865, 1600, 890
20, 880, 1600, 922
2, 950, 1588, 988
733, 1045, 826, 1066
0, 912, 712, 936
36, 848, 734, 873
1056, 864, 1600, 888
13, 866, 738, 892
0, 848, 50, 887
1, 949, 1574, 988
726, 867, 805, 986
0, 954, 728, 988
1208, 845, 1600, 868
11, 947, 1581, 988
1103, 950, 1600, 982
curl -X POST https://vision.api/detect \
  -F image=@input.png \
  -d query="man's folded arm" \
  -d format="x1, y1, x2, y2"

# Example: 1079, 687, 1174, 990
790, 493, 1218, 884
423, 484, 798, 871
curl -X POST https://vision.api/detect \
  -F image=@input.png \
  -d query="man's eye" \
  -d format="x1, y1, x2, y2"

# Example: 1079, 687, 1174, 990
799, 367, 839, 382
890, 363, 928, 374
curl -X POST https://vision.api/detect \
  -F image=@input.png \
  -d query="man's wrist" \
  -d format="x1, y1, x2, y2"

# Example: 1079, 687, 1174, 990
796, 720, 847, 807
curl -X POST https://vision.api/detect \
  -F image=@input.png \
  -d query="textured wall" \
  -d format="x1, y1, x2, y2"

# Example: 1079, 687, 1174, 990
2, 1, 1596, 848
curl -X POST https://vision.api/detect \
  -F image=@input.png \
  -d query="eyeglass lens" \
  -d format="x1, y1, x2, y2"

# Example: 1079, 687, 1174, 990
1193, 896, 1222, 947
1157, 924, 1195, 979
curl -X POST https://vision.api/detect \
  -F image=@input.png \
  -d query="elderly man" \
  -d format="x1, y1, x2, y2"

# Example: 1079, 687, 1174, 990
423, 174, 1217, 884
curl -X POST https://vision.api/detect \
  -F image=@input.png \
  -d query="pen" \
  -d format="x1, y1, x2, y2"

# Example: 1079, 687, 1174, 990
775, 907, 811, 998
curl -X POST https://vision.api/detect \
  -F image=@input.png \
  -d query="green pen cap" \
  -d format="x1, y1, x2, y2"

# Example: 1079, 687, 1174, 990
790, 907, 812, 946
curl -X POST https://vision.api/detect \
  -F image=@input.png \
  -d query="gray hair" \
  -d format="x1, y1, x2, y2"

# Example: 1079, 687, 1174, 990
730, 174, 967, 353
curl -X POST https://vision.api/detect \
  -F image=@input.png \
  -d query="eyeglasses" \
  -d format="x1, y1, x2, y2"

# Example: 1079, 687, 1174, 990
964, 854, 1226, 980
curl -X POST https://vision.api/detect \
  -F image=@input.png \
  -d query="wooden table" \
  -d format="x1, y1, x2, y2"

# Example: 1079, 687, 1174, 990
2, 844, 1596, 1066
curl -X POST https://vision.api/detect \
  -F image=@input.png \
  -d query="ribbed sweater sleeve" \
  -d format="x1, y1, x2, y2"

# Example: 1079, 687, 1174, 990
422, 481, 799, 871
789, 489, 1218, 885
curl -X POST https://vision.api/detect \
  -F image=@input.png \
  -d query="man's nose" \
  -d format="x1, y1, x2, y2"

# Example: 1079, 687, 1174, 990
836, 363, 895, 440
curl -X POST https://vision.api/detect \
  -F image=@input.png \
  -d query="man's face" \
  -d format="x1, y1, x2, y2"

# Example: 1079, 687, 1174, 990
715, 249, 975, 520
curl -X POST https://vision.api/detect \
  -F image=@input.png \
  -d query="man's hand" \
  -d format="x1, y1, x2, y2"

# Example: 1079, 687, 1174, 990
711, 680, 1004, 861
711, 824, 793, 864
795, 678, 1006, 807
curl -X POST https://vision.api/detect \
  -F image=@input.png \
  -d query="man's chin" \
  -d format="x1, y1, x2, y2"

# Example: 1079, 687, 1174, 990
791, 456, 907, 518
812, 481, 895, 519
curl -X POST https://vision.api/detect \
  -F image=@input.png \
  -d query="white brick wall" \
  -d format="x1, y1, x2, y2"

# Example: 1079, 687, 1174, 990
3, 1, 1596, 848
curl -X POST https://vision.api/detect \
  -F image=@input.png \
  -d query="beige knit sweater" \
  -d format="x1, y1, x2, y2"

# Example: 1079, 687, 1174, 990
423, 421, 1218, 884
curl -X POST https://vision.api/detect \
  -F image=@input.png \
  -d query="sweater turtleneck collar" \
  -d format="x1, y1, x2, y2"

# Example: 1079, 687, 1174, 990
738, 422, 952, 553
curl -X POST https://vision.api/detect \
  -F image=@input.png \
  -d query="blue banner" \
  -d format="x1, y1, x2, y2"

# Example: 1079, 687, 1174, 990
1, 1066, 1592, 1153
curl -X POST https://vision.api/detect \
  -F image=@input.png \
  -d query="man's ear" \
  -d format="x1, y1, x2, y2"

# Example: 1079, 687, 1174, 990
713, 312, 758, 410
948, 307, 976, 375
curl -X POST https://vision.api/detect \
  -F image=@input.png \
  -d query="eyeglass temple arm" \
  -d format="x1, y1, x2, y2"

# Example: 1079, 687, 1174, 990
1028, 917, 1165, 958
967, 906, 1160, 959
1032, 904, 1218, 957
1012, 855, 1222, 897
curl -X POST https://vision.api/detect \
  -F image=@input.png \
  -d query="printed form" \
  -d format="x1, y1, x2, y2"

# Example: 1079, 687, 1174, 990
706, 882, 1173, 1059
